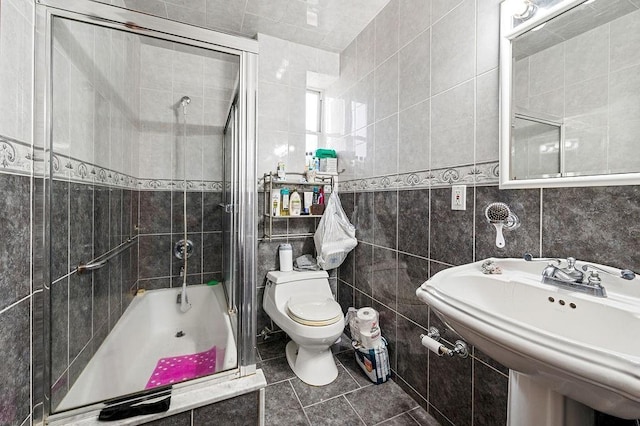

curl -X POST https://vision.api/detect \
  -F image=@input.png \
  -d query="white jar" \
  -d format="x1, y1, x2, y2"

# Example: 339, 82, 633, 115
279, 243, 293, 272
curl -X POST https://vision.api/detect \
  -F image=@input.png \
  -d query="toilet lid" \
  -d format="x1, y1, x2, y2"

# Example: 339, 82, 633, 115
287, 295, 343, 326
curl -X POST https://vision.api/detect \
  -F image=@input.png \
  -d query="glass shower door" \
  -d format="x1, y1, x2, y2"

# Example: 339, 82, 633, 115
222, 101, 239, 315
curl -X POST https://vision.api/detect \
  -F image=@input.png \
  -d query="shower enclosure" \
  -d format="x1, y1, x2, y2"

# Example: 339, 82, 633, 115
37, 0, 257, 420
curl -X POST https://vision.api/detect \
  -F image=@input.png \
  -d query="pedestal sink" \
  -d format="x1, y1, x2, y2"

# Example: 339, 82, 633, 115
415, 258, 640, 424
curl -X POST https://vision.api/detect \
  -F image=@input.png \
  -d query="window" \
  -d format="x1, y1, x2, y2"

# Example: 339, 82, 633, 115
306, 89, 322, 154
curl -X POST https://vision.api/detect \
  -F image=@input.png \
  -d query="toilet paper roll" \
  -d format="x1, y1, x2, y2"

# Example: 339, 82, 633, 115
359, 328, 382, 349
356, 307, 378, 332
421, 335, 445, 357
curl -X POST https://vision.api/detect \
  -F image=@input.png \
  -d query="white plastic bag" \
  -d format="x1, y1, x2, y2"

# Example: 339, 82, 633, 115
314, 190, 357, 270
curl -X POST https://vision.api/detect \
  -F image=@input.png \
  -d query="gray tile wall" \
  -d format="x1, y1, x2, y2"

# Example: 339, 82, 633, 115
49, 181, 139, 410
328, 0, 640, 424
0, 173, 32, 426
0, 0, 36, 424
339, 184, 640, 425
137, 189, 224, 290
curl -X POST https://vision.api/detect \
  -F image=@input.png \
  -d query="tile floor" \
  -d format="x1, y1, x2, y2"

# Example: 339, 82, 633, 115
257, 334, 440, 426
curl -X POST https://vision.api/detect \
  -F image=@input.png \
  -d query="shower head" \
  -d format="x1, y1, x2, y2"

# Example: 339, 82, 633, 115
179, 96, 191, 116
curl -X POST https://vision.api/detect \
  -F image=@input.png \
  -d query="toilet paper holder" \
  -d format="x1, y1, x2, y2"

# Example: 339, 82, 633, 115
420, 327, 469, 359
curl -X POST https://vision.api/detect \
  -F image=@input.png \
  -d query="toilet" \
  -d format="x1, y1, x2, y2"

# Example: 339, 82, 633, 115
263, 270, 344, 386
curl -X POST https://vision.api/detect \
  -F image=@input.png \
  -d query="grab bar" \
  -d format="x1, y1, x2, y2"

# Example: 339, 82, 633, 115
77, 235, 138, 274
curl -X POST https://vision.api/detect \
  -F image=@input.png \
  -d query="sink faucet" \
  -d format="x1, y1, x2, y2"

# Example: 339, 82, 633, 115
524, 254, 607, 297
542, 257, 584, 283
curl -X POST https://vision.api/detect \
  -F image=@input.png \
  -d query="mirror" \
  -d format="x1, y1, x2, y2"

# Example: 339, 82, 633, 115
500, 0, 640, 188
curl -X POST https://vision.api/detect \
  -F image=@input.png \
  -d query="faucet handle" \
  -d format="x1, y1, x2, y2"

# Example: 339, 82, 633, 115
587, 270, 601, 286
523, 253, 561, 264
567, 257, 576, 268
581, 263, 636, 281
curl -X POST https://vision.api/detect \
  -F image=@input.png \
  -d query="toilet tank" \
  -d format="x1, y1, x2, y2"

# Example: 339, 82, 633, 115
266, 270, 329, 285
266, 270, 333, 300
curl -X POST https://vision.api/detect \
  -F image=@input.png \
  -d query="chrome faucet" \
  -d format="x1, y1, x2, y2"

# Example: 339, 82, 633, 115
524, 254, 607, 297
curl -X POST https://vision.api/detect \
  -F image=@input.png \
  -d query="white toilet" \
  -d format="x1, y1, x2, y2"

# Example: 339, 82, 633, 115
263, 270, 345, 386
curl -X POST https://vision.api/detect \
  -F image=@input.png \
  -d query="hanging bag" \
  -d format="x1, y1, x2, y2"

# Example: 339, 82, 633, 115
314, 189, 357, 270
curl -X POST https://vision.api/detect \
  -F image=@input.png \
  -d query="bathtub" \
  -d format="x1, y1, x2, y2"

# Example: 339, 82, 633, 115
57, 284, 237, 412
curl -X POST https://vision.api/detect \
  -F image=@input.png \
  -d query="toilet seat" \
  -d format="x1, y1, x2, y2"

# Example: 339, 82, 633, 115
287, 294, 343, 326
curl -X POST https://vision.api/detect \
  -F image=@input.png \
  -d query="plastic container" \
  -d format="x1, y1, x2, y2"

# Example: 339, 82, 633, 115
319, 158, 338, 173
303, 192, 313, 215
279, 243, 293, 272
271, 192, 281, 216
277, 161, 286, 181
289, 190, 302, 216
280, 188, 290, 216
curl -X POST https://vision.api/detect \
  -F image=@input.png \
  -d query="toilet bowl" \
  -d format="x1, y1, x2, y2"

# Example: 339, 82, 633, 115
263, 270, 345, 386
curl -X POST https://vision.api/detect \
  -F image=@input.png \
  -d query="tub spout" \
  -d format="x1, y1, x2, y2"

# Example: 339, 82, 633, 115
177, 283, 192, 313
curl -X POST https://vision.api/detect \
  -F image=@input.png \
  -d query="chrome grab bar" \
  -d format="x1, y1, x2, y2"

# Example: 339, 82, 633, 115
77, 235, 138, 274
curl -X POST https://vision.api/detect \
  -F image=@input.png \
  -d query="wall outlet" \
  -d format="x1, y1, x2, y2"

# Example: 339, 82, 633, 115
451, 185, 466, 210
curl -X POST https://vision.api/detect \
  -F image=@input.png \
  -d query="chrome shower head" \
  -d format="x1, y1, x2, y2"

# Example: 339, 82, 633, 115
179, 96, 191, 116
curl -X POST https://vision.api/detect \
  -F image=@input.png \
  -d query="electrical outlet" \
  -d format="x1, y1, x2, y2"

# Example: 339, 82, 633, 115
451, 185, 466, 210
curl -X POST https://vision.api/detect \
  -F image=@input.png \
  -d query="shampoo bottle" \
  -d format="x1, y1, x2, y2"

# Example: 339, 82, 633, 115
271, 191, 281, 216
289, 189, 302, 216
280, 188, 290, 216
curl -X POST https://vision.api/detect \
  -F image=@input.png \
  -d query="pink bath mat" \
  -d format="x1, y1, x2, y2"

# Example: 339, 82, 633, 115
145, 346, 217, 389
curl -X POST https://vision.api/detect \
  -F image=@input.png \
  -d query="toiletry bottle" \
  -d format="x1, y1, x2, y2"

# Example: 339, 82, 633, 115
318, 186, 325, 205
277, 161, 286, 181
280, 187, 290, 216
279, 243, 293, 272
303, 191, 313, 215
312, 187, 320, 204
289, 189, 302, 216
272, 191, 281, 216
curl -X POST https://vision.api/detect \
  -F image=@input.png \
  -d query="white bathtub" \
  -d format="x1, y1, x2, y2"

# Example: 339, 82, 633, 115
57, 284, 237, 412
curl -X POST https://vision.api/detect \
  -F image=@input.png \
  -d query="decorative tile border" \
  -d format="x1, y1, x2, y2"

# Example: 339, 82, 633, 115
0, 136, 223, 191
137, 179, 225, 191
339, 161, 499, 192
0, 135, 33, 176
52, 154, 224, 191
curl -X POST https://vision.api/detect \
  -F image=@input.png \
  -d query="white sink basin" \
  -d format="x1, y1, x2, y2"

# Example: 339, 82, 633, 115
416, 258, 640, 419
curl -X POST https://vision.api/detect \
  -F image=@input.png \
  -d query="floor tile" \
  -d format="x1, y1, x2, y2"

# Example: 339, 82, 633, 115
335, 351, 376, 387
304, 396, 365, 426
265, 381, 309, 426
258, 333, 290, 361
346, 380, 418, 425
407, 407, 440, 426
259, 356, 296, 384
291, 365, 360, 407
377, 413, 420, 425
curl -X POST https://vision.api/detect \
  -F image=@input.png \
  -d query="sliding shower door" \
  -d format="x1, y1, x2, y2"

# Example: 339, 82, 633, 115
222, 101, 239, 315
42, 1, 256, 415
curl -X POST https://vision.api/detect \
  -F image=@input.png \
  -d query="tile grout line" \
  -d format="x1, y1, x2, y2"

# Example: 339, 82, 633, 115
287, 379, 313, 425
343, 394, 368, 426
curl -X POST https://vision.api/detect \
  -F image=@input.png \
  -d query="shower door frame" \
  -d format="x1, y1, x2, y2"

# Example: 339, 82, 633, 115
36, 0, 258, 419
